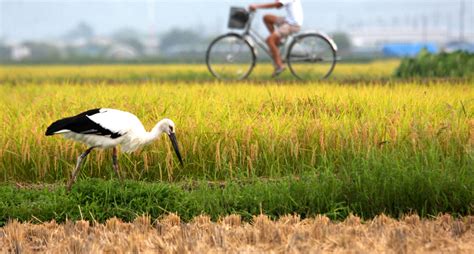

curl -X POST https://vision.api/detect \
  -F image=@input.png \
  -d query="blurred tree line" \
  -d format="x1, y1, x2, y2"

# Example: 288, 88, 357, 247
0, 22, 352, 64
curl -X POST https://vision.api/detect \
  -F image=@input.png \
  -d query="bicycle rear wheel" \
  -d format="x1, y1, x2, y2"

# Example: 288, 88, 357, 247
287, 33, 336, 80
206, 34, 256, 80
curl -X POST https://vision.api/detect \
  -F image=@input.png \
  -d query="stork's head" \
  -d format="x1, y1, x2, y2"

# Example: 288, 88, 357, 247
158, 118, 183, 165
159, 118, 176, 135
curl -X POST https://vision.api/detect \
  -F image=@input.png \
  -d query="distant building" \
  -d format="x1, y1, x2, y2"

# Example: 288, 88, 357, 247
443, 41, 474, 53
382, 43, 437, 57
346, 25, 472, 58
349, 27, 455, 48
11, 45, 31, 61
142, 36, 160, 57
105, 44, 138, 60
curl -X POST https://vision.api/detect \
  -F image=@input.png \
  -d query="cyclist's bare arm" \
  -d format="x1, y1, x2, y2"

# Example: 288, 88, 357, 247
249, 1, 283, 11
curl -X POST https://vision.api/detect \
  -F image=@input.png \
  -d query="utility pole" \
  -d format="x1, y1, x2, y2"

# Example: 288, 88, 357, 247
146, 0, 159, 56
460, 0, 465, 42
447, 13, 452, 39
422, 15, 428, 43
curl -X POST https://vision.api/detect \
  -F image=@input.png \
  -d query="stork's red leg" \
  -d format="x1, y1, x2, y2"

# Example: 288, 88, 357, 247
112, 147, 122, 181
67, 147, 94, 192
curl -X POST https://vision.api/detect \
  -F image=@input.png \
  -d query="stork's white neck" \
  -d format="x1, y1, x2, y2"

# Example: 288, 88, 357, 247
121, 119, 171, 153
142, 119, 168, 145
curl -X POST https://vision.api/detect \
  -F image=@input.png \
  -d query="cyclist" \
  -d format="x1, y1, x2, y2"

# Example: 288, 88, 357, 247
249, 0, 303, 77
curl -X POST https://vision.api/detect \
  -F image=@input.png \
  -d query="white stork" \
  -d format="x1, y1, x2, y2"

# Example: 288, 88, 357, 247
45, 108, 183, 191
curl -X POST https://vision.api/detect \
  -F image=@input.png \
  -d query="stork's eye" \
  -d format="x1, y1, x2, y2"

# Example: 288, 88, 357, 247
169, 126, 174, 132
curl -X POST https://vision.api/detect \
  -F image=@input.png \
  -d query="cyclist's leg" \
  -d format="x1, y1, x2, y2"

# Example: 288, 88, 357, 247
263, 15, 283, 34
266, 33, 284, 69
268, 23, 295, 69
272, 24, 300, 67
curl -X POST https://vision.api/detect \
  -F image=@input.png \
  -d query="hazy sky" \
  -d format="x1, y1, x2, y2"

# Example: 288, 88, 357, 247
1, 0, 473, 41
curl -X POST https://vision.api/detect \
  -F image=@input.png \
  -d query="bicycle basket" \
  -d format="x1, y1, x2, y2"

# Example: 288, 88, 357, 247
228, 7, 249, 29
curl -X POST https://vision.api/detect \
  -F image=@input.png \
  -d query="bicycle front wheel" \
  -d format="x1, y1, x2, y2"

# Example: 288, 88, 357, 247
206, 34, 256, 80
287, 33, 336, 80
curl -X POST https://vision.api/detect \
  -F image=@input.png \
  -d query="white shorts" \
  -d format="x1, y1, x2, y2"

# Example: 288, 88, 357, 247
275, 17, 301, 38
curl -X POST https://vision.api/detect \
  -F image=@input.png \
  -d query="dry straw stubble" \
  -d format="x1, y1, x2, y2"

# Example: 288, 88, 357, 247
1, 214, 473, 253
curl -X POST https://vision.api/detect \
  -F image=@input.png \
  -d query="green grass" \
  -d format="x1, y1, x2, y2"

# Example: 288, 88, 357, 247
1, 169, 472, 226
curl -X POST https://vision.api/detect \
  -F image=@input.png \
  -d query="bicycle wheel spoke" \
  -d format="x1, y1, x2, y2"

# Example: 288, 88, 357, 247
287, 34, 336, 80
206, 34, 255, 80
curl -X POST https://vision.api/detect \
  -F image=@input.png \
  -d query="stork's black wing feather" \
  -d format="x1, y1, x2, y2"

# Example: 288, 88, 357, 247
45, 108, 122, 138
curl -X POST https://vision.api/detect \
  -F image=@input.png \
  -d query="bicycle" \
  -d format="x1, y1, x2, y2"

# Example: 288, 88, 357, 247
206, 7, 338, 80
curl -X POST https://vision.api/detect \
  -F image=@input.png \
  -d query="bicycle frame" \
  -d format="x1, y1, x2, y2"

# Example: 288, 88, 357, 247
240, 12, 292, 60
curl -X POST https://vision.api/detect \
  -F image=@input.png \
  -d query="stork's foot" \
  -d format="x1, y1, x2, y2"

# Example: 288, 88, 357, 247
66, 178, 75, 193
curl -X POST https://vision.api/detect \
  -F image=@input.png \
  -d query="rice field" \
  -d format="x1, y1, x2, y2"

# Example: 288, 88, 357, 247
0, 60, 400, 84
0, 61, 473, 252
0, 64, 472, 182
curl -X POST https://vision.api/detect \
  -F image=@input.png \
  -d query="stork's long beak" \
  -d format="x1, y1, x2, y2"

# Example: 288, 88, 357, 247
168, 132, 183, 165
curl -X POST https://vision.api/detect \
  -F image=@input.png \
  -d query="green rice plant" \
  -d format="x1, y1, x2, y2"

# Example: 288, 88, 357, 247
0, 79, 471, 183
